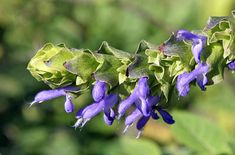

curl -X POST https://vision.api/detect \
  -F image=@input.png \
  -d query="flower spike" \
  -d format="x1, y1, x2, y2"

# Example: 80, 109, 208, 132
27, 12, 235, 137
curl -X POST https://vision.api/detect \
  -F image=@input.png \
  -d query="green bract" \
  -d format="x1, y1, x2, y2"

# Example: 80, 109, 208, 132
27, 43, 77, 88
206, 14, 235, 61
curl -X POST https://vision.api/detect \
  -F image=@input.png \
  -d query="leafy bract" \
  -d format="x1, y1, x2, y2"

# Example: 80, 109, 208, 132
27, 43, 76, 88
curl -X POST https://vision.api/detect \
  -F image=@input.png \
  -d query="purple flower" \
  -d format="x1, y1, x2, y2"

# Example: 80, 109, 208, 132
123, 96, 174, 138
118, 77, 150, 118
176, 29, 207, 63
92, 80, 107, 102
64, 95, 74, 113
176, 62, 210, 96
228, 60, 235, 70
73, 81, 118, 128
30, 86, 79, 113
155, 107, 175, 124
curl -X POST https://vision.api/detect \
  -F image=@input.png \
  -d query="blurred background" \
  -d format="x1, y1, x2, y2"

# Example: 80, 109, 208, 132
0, 0, 235, 154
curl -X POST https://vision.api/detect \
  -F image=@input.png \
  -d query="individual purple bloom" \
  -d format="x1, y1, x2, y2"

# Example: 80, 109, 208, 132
73, 94, 118, 128
176, 29, 207, 63
30, 86, 79, 113
122, 96, 159, 131
103, 94, 118, 123
92, 80, 107, 102
228, 60, 235, 70
176, 62, 210, 96
123, 96, 159, 136
123, 95, 174, 138
73, 81, 118, 128
118, 77, 150, 118
123, 109, 142, 133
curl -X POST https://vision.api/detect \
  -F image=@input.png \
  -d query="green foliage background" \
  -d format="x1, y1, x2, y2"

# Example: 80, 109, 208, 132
0, 0, 235, 155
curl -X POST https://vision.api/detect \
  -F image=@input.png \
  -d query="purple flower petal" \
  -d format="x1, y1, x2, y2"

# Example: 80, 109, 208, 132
80, 102, 103, 119
118, 90, 138, 118
33, 89, 66, 104
31, 86, 79, 105
103, 109, 115, 125
118, 77, 151, 118
157, 108, 175, 124
192, 39, 204, 63
139, 97, 150, 116
228, 60, 235, 70
137, 77, 149, 98
125, 108, 142, 126
196, 74, 208, 91
75, 93, 117, 127
176, 30, 199, 40
62, 86, 80, 92
64, 94, 74, 113
151, 111, 159, 120
75, 108, 84, 118
103, 94, 118, 109
147, 95, 160, 106
136, 116, 150, 130
176, 72, 191, 97
92, 80, 107, 102
176, 29, 207, 63
103, 94, 118, 119
176, 62, 209, 96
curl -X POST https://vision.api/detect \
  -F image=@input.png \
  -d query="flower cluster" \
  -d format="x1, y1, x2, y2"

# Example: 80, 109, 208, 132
175, 30, 210, 96
73, 80, 118, 128
119, 77, 174, 138
30, 78, 174, 137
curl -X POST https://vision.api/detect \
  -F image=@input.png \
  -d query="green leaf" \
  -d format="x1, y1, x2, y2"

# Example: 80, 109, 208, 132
171, 111, 232, 155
